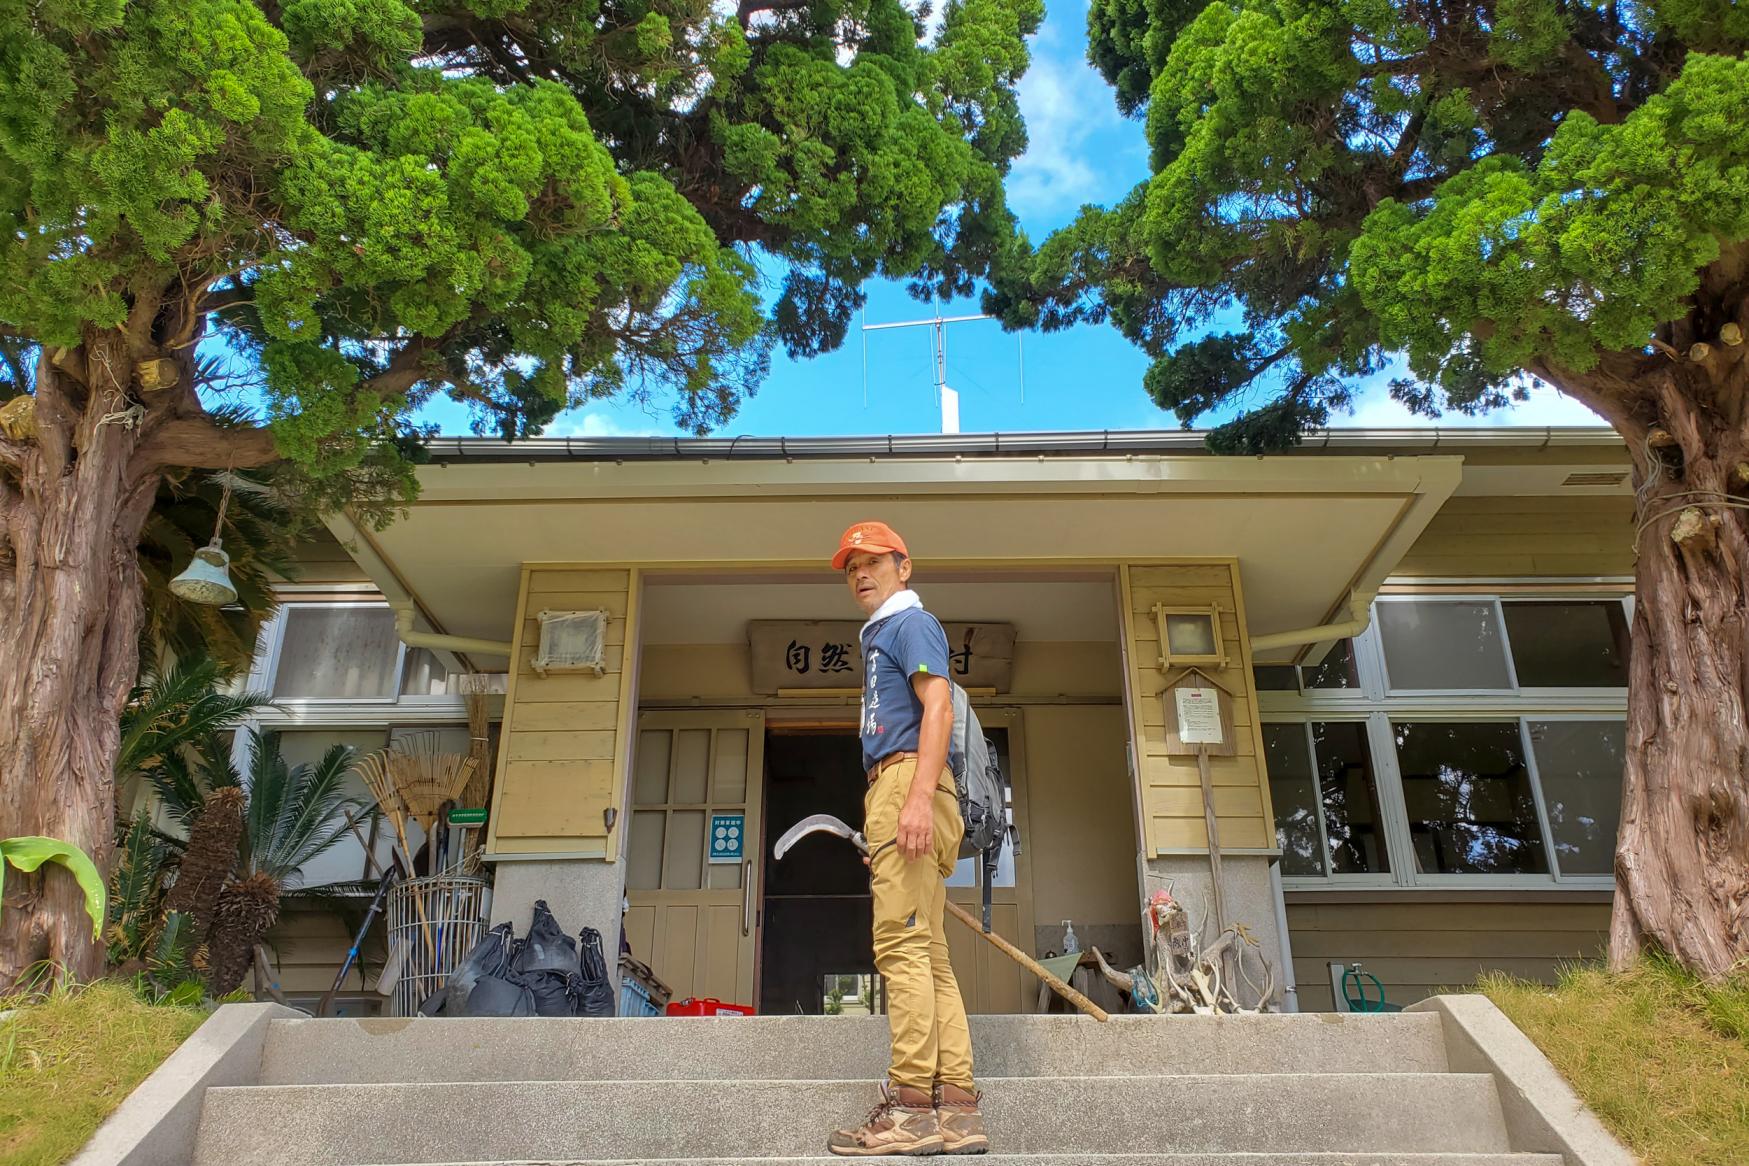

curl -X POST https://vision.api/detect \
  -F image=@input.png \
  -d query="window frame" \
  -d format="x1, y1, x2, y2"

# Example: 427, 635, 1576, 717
1262, 585, 1629, 894
239, 590, 473, 892
249, 593, 467, 711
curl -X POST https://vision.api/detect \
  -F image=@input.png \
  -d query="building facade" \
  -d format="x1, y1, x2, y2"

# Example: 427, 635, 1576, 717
254, 427, 1632, 1016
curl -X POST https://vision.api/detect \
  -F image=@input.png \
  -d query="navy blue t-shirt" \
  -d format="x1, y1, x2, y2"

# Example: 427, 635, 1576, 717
859, 606, 963, 774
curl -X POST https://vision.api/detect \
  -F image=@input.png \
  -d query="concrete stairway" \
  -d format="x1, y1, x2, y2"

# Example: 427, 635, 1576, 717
189, 1012, 1571, 1166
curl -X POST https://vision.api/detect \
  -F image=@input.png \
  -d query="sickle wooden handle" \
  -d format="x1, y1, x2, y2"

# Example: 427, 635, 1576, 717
941, 898, 1111, 1022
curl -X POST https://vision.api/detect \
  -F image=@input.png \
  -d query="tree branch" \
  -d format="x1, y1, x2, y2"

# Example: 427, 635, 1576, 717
365, 337, 445, 397
130, 417, 279, 476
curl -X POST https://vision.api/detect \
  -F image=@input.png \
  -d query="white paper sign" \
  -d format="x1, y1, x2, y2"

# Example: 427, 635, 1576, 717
1174, 687, 1226, 745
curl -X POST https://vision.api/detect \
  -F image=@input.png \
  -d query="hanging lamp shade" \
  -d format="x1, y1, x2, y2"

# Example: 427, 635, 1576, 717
169, 542, 237, 606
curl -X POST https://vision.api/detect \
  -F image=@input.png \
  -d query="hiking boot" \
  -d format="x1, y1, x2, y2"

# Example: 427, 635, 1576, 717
935, 1083, 990, 1155
828, 1082, 945, 1156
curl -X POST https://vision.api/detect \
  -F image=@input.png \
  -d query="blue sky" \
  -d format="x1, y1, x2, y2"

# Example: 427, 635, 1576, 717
423, 0, 1603, 441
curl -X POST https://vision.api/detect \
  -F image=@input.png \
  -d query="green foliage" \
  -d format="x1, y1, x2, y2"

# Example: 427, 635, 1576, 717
105, 814, 170, 966
1, 0, 1043, 505
1477, 956, 1749, 1165
237, 729, 364, 888
1003, 0, 1749, 444
0, 839, 106, 942
116, 656, 271, 795
0, 981, 207, 1166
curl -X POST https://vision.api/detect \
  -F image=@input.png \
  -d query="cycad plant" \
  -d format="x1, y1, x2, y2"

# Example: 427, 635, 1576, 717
108, 658, 368, 995
201, 730, 366, 994
108, 658, 272, 985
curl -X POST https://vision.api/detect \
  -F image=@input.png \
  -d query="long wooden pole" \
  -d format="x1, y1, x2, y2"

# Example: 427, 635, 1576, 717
940, 898, 1109, 1022
1195, 745, 1228, 932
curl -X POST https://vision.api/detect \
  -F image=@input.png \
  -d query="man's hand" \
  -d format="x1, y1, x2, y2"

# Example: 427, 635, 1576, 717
898, 791, 935, 860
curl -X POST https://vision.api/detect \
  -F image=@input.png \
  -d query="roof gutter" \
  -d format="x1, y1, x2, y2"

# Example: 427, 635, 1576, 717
420, 425, 1622, 464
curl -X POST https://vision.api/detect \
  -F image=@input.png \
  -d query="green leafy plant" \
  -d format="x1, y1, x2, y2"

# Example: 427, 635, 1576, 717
1, 838, 105, 942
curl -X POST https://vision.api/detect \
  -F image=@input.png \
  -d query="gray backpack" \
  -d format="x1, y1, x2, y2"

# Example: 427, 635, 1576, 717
950, 682, 1019, 930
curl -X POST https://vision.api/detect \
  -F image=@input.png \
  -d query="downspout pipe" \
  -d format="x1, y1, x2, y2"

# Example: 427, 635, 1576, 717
1249, 586, 1377, 1011
1248, 588, 1378, 655
391, 602, 514, 659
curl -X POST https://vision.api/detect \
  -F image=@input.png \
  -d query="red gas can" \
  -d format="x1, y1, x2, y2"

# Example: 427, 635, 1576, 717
664, 997, 756, 1017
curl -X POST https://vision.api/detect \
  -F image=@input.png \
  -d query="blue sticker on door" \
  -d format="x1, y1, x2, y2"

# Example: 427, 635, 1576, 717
709, 814, 745, 864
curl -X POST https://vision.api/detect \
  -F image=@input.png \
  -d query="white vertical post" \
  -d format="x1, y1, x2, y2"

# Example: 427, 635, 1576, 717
941, 385, 961, 434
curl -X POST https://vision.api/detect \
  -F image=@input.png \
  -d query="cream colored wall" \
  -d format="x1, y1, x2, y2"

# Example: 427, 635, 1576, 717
1021, 704, 1136, 930
486, 568, 640, 858
264, 905, 385, 997
1122, 563, 1273, 854
1286, 898, 1611, 1011
1396, 496, 1634, 578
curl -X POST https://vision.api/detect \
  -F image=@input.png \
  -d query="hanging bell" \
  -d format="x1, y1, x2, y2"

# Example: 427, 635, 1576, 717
169, 541, 238, 606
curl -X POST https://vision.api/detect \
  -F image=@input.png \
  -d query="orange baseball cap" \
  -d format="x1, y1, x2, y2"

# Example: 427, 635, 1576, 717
832, 521, 909, 570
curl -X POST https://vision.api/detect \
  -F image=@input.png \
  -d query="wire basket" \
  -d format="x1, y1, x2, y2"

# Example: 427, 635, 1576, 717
385, 873, 490, 1017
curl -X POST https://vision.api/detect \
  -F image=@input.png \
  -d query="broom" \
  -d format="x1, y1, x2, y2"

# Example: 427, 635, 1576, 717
354, 749, 435, 961
462, 680, 495, 872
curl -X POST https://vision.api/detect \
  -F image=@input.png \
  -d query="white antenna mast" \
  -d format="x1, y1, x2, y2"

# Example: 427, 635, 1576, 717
862, 305, 992, 434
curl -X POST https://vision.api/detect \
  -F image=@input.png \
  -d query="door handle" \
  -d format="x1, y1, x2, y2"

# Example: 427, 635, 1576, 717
741, 858, 754, 936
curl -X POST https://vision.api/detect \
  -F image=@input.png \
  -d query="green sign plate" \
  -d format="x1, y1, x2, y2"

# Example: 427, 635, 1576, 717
448, 808, 488, 826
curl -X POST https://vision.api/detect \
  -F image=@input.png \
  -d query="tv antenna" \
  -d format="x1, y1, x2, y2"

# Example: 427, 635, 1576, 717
862, 305, 997, 434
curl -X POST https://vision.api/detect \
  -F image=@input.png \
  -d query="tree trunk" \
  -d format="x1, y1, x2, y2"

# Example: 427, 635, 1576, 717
0, 334, 161, 987
1607, 371, 1749, 977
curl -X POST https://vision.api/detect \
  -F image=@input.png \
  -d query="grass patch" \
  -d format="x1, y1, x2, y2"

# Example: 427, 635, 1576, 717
0, 981, 204, 1166
1477, 956, 1749, 1166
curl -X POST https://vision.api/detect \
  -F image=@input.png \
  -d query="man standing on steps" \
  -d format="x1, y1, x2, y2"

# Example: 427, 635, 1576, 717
827, 521, 990, 1157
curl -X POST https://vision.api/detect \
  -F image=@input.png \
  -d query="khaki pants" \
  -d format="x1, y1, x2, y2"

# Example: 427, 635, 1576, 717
863, 758, 975, 1092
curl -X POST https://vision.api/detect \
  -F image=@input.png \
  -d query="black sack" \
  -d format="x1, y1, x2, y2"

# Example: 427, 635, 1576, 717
446, 921, 516, 1016
525, 970, 575, 1016
513, 900, 580, 976
574, 927, 616, 1017
465, 973, 536, 1017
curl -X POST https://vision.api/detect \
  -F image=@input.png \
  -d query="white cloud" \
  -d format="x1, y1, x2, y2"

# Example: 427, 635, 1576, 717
1341, 376, 1605, 429
541, 407, 673, 439
1007, 11, 1134, 223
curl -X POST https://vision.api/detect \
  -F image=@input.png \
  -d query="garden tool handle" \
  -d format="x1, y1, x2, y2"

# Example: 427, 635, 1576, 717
940, 898, 1110, 1022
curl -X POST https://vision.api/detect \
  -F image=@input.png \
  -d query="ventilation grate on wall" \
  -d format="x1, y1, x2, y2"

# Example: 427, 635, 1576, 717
1561, 471, 1629, 488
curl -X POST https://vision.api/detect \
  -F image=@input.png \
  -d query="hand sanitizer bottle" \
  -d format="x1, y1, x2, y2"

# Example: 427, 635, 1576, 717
1062, 919, 1079, 954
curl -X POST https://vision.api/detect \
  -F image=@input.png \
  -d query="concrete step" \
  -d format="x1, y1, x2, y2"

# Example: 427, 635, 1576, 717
192, 1073, 1511, 1166
259, 1012, 1449, 1085
360, 1157, 1567, 1166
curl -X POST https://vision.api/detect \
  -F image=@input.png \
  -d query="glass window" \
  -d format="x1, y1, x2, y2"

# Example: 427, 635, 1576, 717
400, 649, 456, 696
1503, 601, 1630, 688
272, 606, 402, 700
1254, 666, 1300, 692
1378, 601, 1513, 691
272, 729, 390, 888
1264, 725, 1324, 877
1265, 722, 1388, 878
1304, 640, 1361, 690
1393, 721, 1547, 875
1528, 721, 1625, 876
1312, 722, 1390, 874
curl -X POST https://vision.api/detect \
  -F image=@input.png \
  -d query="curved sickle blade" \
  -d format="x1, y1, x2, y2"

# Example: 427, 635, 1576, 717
772, 813, 867, 861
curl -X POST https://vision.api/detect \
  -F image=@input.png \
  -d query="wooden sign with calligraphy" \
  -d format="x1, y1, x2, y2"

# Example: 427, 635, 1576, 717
747, 620, 1015, 695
